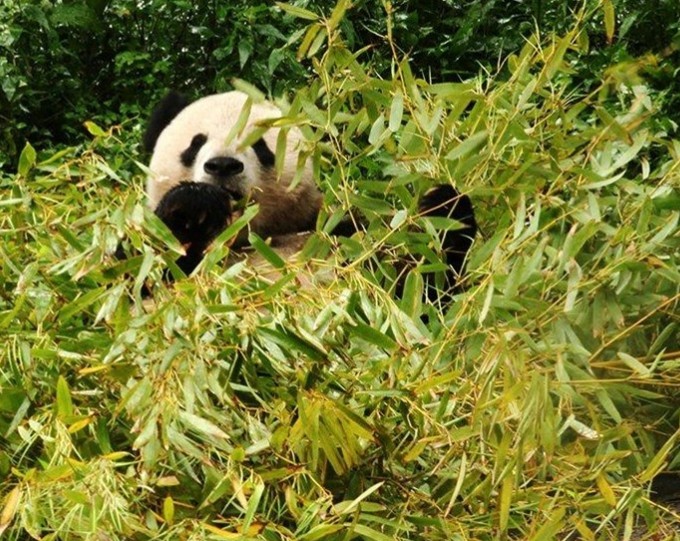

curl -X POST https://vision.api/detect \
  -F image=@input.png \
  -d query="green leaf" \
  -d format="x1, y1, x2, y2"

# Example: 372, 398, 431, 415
334, 482, 384, 515
388, 92, 404, 132
498, 474, 513, 532
351, 524, 393, 541
56, 376, 73, 419
306, 25, 327, 58
242, 482, 264, 532
17, 142, 37, 176
224, 96, 252, 147
328, 0, 351, 31
213, 204, 259, 245
349, 322, 397, 351
368, 113, 386, 145
257, 327, 326, 362
163, 496, 174, 525
83, 120, 106, 137
445, 130, 488, 161
231, 78, 265, 103
298, 525, 344, 541
248, 233, 286, 269
527, 508, 566, 541
603, 0, 615, 43
275, 2, 319, 20
178, 411, 230, 441
297, 23, 322, 59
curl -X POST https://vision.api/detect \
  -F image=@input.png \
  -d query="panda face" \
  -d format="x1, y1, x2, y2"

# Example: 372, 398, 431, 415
175, 131, 278, 201
145, 91, 323, 239
177, 132, 252, 200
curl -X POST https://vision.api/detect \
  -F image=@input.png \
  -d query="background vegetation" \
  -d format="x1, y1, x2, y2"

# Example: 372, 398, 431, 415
2, 0, 680, 169
1, 0, 680, 540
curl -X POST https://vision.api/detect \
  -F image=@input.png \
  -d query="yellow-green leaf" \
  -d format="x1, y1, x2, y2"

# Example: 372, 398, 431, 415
17, 142, 36, 177
224, 97, 252, 147
527, 508, 566, 541
56, 375, 73, 419
328, 0, 351, 31
163, 496, 175, 524
498, 474, 513, 532
603, 0, 615, 43
596, 474, 617, 506
297, 23, 322, 59
445, 130, 488, 161
275, 2, 318, 20
249, 233, 286, 269
83, 120, 106, 137
0, 486, 20, 534
388, 92, 404, 132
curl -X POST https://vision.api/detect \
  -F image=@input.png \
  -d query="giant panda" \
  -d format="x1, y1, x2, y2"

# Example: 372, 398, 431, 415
143, 90, 478, 303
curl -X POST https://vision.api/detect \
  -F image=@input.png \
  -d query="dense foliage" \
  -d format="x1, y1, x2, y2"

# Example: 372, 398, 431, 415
2, 0, 680, 169
1, 1, 680, 540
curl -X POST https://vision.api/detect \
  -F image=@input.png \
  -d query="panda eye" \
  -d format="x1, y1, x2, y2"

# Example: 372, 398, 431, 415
180, 133, 208, 167
190, 134, 207, 147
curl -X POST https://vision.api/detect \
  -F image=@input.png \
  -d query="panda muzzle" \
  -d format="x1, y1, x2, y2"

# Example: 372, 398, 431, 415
204, 157, 244, 178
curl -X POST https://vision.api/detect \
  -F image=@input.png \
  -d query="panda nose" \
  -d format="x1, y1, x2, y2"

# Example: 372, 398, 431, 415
204, 157, 244, 177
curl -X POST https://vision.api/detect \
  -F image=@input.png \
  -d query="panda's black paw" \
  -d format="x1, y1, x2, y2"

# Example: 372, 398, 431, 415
155, 182, 233, 275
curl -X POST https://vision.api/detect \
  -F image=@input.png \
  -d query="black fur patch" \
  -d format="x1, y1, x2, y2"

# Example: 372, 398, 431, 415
180, 133, 208, 167
143, 91, 190, 153
330, 184, 477, 306
252, 137, 276, 168
419, 185, 477, 303
155, 182, 232, 276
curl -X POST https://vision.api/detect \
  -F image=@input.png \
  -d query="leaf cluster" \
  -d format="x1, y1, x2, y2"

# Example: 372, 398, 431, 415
3, 0, 680, 172
0, 2, 680, 540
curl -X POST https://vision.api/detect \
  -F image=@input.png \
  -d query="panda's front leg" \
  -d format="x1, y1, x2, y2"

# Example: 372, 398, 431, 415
154, 182, 233, 276
419, 184, 477, 291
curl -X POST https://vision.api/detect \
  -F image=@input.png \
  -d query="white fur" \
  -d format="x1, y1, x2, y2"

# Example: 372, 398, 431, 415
147, 91, 321, 239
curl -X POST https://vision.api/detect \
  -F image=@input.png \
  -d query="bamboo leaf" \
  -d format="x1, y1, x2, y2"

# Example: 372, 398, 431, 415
83, 120, 106, 137
179, 411, 230, 441
445, 130, 488, 161
596, 474, 617, 507
249, 233, 286, 270
0, 487, 20, 534
242, 482, 264, 532
275, 2, 319, 20
56, 375, 74, 419
163, 496, 175, 525
389, 92, 404, 132
17, 142, 37, 177
498, 474, 513, 532
527, 508, 566, 541
603, 0, 616, 43
224, 96, 253, 147
352, 524, 393, 541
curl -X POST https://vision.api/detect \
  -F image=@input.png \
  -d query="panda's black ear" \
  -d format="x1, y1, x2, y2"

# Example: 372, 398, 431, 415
143, 91, 191, 153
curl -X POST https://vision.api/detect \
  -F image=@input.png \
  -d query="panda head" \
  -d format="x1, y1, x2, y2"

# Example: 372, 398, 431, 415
144, 91, 280, 204
144, 91, 321, 240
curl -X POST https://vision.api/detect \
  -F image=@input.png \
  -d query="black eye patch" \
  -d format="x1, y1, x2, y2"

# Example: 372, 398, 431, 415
180, 133, 208, 167
252, 137, 275, 168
